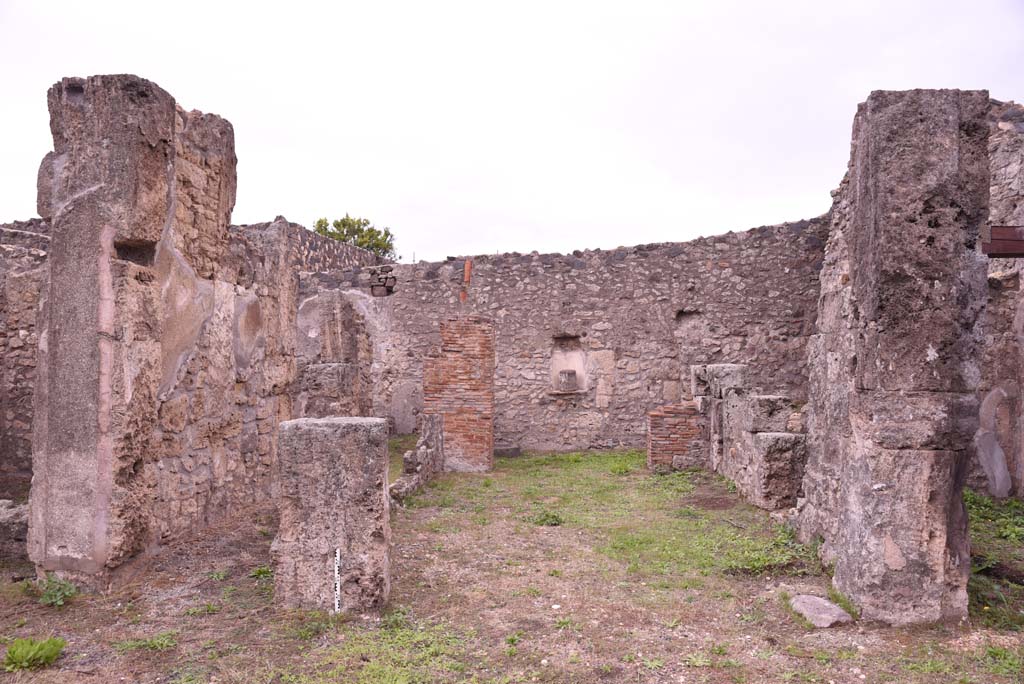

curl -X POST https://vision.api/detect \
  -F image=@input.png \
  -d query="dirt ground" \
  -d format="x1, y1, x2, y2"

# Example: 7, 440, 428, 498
2, 448, 1022, 683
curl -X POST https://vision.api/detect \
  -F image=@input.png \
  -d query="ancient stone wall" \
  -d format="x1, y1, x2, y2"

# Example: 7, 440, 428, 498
646, 402, 705, 472
25, 75, 379, 584
796, 89, 990, 625
971, 100, 1024, 499
389, 413, 444, 502
332, 221, 828, 452
423, 317, 495, 472
0, 220, 48, 500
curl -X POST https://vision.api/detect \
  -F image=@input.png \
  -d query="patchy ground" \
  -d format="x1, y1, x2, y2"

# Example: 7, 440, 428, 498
2, 448, 1022, 683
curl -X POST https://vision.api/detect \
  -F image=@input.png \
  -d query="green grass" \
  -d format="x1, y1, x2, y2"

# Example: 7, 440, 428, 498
113, 631, 178, 653
3, 637, 65, 672
827, 586, 860, 620
407, 450, 816, 587
389, 434, 419, 484
965, 489, 1024, 630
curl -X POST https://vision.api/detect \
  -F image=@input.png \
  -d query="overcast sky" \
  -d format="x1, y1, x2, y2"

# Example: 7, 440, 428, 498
1, 1, 1021, 262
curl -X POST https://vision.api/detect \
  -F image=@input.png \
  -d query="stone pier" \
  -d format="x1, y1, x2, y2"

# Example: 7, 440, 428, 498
271, 417, 391, 614
797, 90, 990, 624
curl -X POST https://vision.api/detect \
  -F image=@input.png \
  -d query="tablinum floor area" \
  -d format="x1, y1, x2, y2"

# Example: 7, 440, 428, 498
1, 448, 1022, 683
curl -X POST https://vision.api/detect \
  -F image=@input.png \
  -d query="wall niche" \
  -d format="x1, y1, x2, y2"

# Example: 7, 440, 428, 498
550, 334, 587, 394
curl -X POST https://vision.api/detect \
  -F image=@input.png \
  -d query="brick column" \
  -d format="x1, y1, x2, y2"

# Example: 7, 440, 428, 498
423, 316, 495, 472
646, 402, 707, 472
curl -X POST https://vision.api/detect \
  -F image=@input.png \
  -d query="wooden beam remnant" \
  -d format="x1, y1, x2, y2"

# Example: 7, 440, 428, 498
982, 225, 1024, 257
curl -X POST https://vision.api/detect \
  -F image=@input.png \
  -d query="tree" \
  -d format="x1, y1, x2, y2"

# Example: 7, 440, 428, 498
313, 215, 397, 260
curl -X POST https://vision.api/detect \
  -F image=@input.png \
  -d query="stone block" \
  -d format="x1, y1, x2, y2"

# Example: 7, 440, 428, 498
390, 414, 445, 502
705, 364, 747, 399
690, 364, 709, 398
736, 395, 792, 433
788, 594, 854, 628
272, 417, 391, 614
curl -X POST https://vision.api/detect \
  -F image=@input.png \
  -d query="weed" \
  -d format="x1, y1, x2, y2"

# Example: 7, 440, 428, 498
38, 574, 77, 607
683, 652, 712, 667
554, 617, 575, 630
289, 610, 348, 641
525, 587, 542, 597
382, 606, 411, 630
249, 565, 273, 580
3, 637, 65, 672
642, 657, 664, 670
208, 570, 228, 581
980, 645, 1023, 676
531, 509, 564, 527
505, 631, 524, 646
113, 631, 177, 652
185, 603, 221, 617
827, 586, 860, 620
547, 569, 562, 577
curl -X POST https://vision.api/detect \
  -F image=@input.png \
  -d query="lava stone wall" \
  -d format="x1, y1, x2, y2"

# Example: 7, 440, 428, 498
0, 220, 48, 500
333, 220, 829, 452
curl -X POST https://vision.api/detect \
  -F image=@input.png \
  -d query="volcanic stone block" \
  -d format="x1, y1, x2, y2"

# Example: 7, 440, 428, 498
423, 316, 495, 472
28, 75, 175, 583
272, 417, 391, 614
735, 395, 793, 433
646, 402, 707, 471
705, 364, 747, 399
797, 89, 989, 625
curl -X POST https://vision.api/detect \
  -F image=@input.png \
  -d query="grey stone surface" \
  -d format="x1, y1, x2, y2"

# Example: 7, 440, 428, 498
0, 499, 28, 561
797, 89, 990, 625
272, 417, 390, 614
789, 594, 854, 628
390, 414, 445, 502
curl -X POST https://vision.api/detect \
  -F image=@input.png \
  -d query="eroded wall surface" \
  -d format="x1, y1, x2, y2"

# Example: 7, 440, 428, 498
796, 89, 990, 625
331, 222, 828, 452
0, 219, 48, 500
25, 75, 378, 584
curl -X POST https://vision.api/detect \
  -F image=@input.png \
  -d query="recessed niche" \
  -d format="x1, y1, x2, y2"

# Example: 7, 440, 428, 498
550, 335, 586, 394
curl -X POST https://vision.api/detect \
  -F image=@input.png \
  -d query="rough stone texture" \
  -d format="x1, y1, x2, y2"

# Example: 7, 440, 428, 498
390, 414, 445, 502
693, 364, 806, 509
294, 286, 373, 418
0, 221, 48, 499
788, 594, 854, 628
989, 100, 1024, 226
331, 224, 828, 452
271, 417, 390, 614
0, 500, 29, 562
423, 317, 495, 472
796, 90, 990, 625
646, 402, 706, 472
968, 101, 1024, 499
25, 75, 380, 585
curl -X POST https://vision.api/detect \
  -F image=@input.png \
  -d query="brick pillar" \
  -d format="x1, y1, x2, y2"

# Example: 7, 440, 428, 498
271, 417, 391, 614
646, 402, 707, 472
423, 316, 495, 472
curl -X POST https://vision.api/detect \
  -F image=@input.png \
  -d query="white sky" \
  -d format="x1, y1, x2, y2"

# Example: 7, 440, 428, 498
1, 1, 1021, 262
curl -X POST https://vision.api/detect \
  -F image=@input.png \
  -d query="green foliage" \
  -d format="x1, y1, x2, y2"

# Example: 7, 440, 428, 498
3, 636, 65, 672
980, 645, 1024, 676
827, 586, 860, 620
965, 489, 1024, 545
184, 603, 221, 617
249, 565, 273, 580
531, 509, 564, 527
113, 631, 177, 652
38, 574, 77, 607
313, 215, 397, 260
208, 570, 228, 581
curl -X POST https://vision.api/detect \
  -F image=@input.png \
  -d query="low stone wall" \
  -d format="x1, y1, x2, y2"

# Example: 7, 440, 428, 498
646, 403, 705, 472
390, 414, 445, 502
423, 317, 495, 472
271, 417, 390, 614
